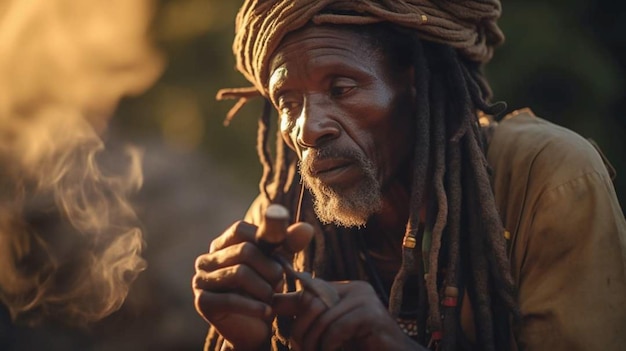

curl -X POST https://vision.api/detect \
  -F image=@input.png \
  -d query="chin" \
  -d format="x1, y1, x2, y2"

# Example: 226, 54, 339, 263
309, 181, 382, 228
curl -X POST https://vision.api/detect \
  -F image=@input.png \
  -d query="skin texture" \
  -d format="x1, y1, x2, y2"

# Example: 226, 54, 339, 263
193, 25, 427, 350
193, 220, 280, 349
268, 25, 416, 228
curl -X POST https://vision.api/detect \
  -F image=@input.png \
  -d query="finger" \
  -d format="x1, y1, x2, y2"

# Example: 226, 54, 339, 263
209, 220, 257, 253
274, 291, 335, 351
314, 282, 392, 351
284, 222, 314, 254
193, 264, 276, 303
273, 290, 329, 350
272, 291, 303, 316
319, 309, 364, 351
305, 297, 363, 351
196, 242, 284, 286
193, 289, 272, 323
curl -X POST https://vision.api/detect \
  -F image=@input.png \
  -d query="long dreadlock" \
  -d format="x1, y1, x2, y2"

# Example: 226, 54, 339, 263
254, 23, 519, 351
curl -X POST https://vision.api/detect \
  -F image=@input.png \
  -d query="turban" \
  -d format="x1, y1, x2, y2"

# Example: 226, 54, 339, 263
218, 0, 503, 122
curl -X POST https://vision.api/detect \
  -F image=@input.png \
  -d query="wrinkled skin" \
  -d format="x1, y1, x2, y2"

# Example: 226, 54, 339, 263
193, 218, 317, 349
192, 219, 421, 350
193, 25, 427, 350
273, 281, 420, 351
193, 220, 280, 349
268, 25, 416, 228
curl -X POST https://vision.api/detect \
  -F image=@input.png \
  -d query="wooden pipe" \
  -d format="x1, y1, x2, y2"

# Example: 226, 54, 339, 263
255, 203, 290, 255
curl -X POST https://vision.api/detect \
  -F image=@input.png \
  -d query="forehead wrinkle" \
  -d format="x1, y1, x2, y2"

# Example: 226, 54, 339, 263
278, 29, 372, 58
269, 43, 380, 98
268, 27, 379, 80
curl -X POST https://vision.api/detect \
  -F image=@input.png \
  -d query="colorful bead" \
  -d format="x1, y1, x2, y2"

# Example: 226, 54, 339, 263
397, 317, 419, 337
403, 235, 417, 249
504, 230, 511, 240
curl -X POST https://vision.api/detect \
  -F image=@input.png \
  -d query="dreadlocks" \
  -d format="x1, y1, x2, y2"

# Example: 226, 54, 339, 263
253, 23, 519, 350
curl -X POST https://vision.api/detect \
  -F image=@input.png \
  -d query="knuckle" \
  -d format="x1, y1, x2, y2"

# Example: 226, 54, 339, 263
208, 240, 217, 253
209, 221, 242, 253
209, 235, 224, 253
233, 220, 256, 238
353, 280, 375, 293
192, 272, 213, 291
195, 253, 218, 273
194, 255, 205, 270
231, 264, 250, 283
238, 241, 256, 257
231, 220, 247, 235
191, 274, 200, 289
192, 274, 210, 291
194, 291, 211, 318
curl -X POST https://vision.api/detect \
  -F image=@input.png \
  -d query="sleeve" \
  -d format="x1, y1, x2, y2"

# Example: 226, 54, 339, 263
513, 169, 626, 351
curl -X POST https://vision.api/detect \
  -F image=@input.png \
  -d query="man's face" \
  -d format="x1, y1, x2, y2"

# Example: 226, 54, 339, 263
268, 25, 415, 227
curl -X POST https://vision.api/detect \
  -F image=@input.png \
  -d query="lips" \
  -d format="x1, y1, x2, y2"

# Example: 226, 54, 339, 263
307, 158, 357, 185
310, 159, 351, 175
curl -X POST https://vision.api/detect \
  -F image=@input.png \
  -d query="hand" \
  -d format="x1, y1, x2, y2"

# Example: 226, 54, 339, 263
192, 220, 282, 350
192, 219, 314, 350
273, 280, 426, 351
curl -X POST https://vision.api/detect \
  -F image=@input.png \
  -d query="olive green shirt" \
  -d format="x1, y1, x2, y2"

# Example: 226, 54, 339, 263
487, 109, 626, 350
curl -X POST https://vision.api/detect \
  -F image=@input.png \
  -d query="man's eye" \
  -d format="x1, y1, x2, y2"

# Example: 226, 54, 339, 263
329, 79, 356, 97
278, 99, 301, 116
276, 97, 300, 132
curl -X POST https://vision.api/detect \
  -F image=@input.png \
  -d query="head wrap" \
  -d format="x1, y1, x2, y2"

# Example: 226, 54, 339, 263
217, 0, 503, 122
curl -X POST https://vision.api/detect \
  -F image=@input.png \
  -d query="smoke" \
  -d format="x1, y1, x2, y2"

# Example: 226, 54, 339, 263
0, 0, 163, 325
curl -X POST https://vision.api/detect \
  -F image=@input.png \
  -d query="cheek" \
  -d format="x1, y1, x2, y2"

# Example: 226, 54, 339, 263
279, 123, 298, 152
367, 92, 414, 178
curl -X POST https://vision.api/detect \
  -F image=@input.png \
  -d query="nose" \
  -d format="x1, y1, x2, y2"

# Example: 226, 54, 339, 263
295, 95, 340, 149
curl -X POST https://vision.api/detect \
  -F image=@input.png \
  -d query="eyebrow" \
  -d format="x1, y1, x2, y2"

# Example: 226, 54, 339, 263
268, 55, 379, 101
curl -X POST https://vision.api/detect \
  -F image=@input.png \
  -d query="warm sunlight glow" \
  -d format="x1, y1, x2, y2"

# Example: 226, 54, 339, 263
0, 0, 163, 325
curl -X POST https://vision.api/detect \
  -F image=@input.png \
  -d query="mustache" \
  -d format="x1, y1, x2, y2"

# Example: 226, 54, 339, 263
298, 147, 368, 176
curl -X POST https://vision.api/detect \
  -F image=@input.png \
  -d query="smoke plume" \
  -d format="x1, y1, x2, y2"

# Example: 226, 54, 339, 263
0, 0, 163, 325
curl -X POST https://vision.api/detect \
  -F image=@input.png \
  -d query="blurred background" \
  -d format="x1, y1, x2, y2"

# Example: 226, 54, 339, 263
1, 0, 624, 350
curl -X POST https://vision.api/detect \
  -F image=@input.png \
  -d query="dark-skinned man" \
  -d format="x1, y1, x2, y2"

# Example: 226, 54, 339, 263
193, 1, 626, 350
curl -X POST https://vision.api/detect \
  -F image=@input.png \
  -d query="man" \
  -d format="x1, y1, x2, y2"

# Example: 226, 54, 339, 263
192, 1, 626, 350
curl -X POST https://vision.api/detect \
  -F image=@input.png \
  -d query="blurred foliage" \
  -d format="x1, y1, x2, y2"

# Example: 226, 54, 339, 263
488, 0, 625, 209
113, 0, 262, 196
113, 0, 625, 208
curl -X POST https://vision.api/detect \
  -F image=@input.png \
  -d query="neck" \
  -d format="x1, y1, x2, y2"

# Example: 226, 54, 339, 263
368, 158, 429, 244
359, 170, 420, 298
372, 182, 411, 236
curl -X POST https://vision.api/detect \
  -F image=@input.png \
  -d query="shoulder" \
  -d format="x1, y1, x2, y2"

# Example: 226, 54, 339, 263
486, 108, 615, 233
488, 108, 609, 190
492, 110, 626, 351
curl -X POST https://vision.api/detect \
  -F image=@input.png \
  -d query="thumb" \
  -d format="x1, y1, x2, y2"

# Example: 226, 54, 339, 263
284, 222, 314, 254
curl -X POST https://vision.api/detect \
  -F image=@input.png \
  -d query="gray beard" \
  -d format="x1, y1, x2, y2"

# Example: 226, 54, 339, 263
299, 150, 382, 228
